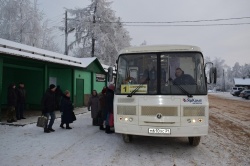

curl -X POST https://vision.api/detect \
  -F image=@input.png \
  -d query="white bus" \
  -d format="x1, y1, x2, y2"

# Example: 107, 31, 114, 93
108, 45, 216, 146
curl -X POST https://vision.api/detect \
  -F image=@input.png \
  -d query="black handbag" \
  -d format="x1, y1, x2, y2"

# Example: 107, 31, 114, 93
36, 116, 48, 127
72, 111, 76, 121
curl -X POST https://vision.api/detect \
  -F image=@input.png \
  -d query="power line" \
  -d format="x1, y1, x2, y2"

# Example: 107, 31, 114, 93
69, 16, 250, 24
123, 22, 250, 27
111, 16, 250, 24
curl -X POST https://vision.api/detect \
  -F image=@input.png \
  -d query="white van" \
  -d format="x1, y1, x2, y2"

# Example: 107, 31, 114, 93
230, 87, 244, 95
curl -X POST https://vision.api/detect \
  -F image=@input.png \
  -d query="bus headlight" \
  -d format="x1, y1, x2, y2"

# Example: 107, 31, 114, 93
192, 119, 196, 123
129, 118, 133, 122
125, 117, 128, 121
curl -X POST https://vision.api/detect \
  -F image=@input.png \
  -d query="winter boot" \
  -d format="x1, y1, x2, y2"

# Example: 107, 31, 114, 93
44, 128, 50, 133
66, 124, 72, 129
48, 128, 55, 132
60, 123, 65, 129
92, 118, 98, 126
105, 125, 114, 134
99, 125, 105, 130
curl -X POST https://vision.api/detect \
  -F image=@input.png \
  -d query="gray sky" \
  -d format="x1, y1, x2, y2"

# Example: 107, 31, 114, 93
38, 0, 250, 67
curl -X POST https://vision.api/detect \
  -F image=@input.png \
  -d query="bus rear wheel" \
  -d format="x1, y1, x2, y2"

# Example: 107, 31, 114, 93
188, 137, 201, 146
122, 134, 133, 143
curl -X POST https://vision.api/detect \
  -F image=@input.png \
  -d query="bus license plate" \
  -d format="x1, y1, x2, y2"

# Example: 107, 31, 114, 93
148, 128, 171, 134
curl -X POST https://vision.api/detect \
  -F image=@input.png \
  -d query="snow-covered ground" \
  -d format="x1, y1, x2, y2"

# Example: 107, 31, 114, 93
208, 91, 250, 102
0, 93, 249, 166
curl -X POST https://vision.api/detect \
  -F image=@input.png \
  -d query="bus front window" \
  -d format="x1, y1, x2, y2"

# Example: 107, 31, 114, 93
116, 54, 157, 95
116, 52, 206, 95
161, 53, 206, 95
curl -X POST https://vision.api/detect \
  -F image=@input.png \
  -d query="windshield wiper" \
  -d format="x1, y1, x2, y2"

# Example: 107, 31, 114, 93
173, 84, 193, 98
127, 83, 144, 97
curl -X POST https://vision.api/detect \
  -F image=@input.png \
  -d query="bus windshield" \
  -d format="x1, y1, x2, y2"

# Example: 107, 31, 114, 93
115, 52, 207, 95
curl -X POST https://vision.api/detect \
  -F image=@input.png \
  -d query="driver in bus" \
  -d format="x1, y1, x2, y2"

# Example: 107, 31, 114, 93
173, 67, 196, 85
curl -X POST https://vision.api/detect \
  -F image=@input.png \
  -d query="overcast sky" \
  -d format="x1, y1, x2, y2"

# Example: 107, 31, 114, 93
38, 0, 250, 67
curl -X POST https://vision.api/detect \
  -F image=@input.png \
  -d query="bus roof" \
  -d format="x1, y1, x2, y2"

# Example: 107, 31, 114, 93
119, 45, 202, 55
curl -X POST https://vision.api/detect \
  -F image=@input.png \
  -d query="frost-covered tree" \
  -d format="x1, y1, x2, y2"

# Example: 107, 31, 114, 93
0, 0, 59, 52
40, 20, 60, 52
0, 0, 33, 43
67, 0, 131, 65
232, 62, 242, 78
242, 64, 250, 78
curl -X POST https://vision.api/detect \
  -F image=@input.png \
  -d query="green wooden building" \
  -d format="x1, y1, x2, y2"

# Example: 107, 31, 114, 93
0, 38, 106, 121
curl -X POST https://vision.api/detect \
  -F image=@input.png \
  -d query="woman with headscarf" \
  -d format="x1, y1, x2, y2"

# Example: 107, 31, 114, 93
88, 90, 100, 126
60, 90, 74, 129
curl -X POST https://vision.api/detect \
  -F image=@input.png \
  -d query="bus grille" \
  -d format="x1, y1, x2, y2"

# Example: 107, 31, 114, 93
141, 106, 178, 116
117, 105, 136, 115
117, 98, 135, 103
183, 106, 205, 116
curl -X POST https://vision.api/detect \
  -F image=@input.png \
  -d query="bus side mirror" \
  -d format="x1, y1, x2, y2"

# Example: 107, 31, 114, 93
209, 67, 217, 84
108, 67, 113, 82
205, 62, 217, 84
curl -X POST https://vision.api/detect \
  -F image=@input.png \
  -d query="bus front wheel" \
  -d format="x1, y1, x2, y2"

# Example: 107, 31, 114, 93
122, 134, 133, 143
188, 136, 201, 146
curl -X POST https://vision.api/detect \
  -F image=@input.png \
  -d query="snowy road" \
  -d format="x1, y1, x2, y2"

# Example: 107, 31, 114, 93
0, 94, 249, 166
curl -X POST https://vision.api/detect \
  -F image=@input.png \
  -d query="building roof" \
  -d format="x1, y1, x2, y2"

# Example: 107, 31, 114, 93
0, 38, 103, 70
79, 57, 97, 68
234, 78, 250, 85
0, 38, 85, 68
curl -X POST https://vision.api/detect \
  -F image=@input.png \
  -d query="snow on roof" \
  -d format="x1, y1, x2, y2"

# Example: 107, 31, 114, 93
0, 38, 97, 68
79, 57, 97, 68
234, 78, 250, 85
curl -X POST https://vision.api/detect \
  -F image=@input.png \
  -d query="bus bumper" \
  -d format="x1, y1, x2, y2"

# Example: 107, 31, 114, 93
114, 124, 208, 137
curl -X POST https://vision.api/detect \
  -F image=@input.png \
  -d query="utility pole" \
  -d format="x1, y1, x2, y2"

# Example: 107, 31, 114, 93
64, 11, 68, 55
91, 2, 97, 57
223, 69, 225, 92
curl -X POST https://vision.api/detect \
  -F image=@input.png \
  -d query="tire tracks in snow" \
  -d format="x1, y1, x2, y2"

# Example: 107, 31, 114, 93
207, 95, 250, 165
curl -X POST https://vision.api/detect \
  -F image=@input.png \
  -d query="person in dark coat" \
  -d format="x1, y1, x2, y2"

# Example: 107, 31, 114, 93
6, 83, 17, 123
88, 90, 100, 126
41, 84, 57, 133
16, 82, 26, 120
105, 84, 115, 134
173, 68, 196, 85
99, 87, 107, 130
60, 90, 74, 129
55, 85, 63, 110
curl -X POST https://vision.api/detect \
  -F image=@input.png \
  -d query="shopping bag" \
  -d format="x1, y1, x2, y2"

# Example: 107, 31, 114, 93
109, 113, 114, 127
36, 116, 48, 128
72, 111, 76, 121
